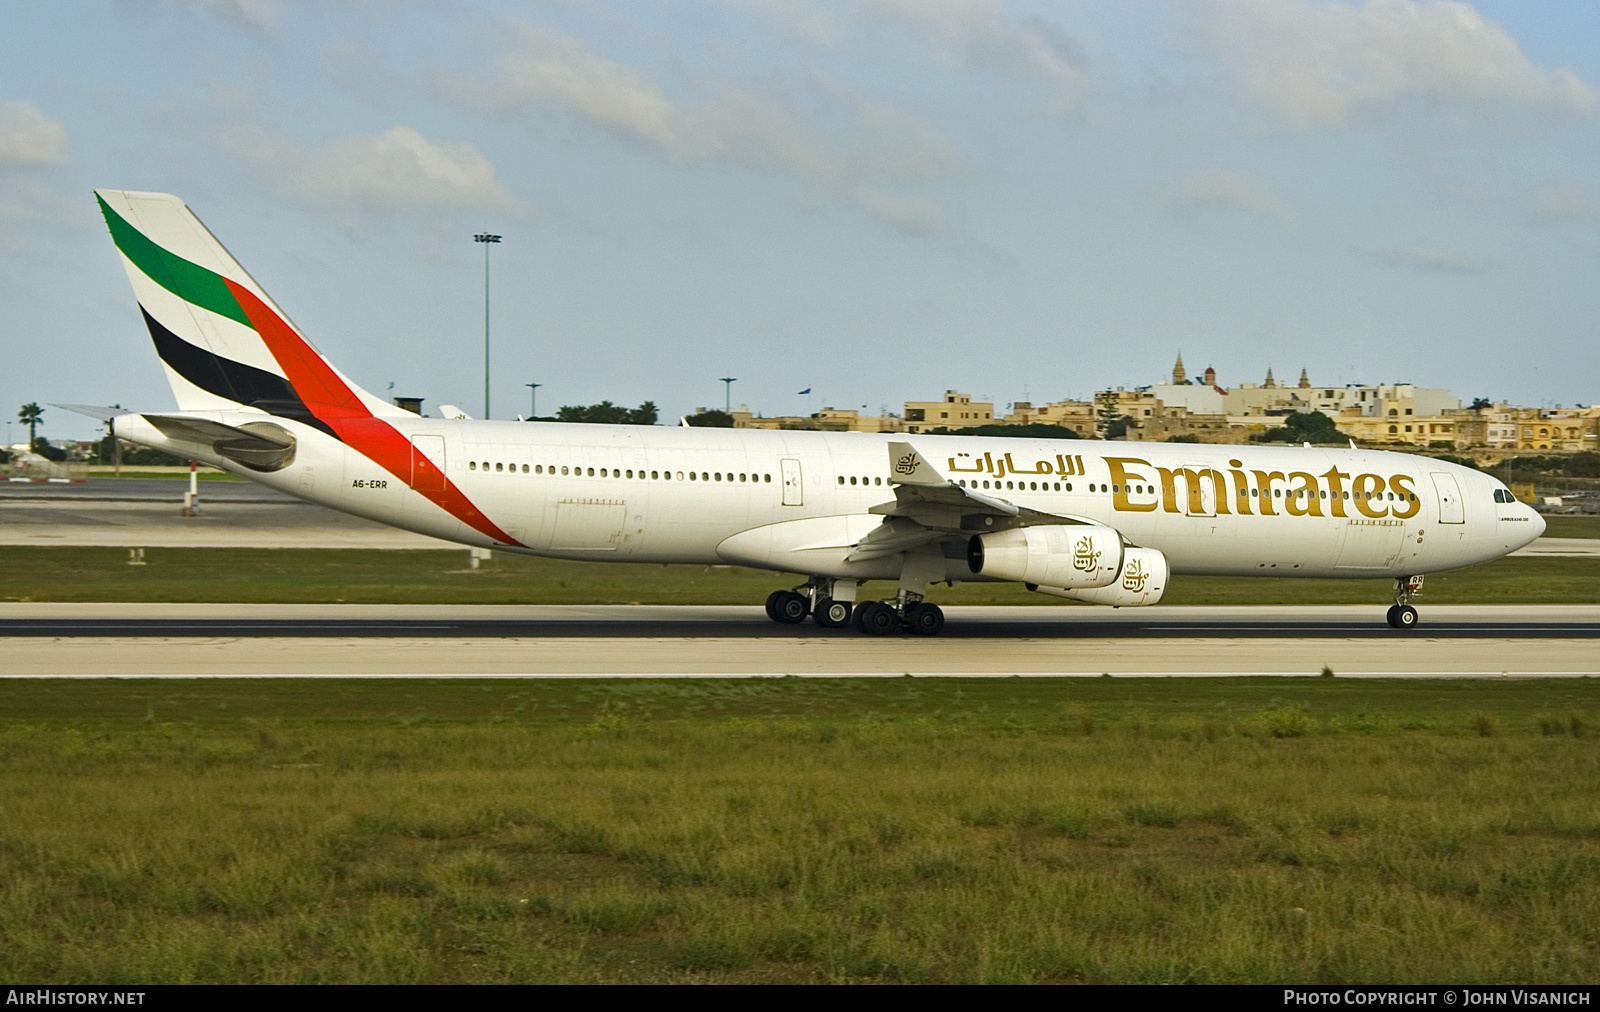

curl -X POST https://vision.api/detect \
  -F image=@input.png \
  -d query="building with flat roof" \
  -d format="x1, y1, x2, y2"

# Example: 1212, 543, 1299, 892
903, 392, 994, 433
1001, 400, 1096, 435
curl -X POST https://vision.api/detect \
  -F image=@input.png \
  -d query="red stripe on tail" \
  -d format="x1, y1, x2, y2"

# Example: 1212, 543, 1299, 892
224, 279, 522, 547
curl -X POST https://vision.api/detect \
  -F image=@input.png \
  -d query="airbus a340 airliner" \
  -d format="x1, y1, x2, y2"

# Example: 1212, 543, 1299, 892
75, 190, 1545, 636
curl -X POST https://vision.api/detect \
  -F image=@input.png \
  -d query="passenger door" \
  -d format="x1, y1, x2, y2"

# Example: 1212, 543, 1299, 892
410, 435, 446, 493
1430, 472, 1464, 524
1181, 465, 1219, 517
781, 458, 803, 506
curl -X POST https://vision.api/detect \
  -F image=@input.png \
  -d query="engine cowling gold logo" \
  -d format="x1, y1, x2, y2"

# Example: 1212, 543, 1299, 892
1122, 558, 1149, 592
1072, 537, 1101, 572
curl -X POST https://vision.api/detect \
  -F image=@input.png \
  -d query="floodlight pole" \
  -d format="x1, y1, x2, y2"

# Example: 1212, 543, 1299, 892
525, 382, 542, 419
474, 233, 501, 419
720, 377, 737, 413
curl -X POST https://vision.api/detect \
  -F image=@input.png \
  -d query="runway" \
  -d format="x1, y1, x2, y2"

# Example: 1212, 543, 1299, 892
0, 479, 446, 549
3, 604, 1598, 678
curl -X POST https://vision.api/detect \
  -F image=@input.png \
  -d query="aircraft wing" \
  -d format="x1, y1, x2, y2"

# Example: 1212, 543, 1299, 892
846, 441, 1095, 563
868, 440, 1091, 532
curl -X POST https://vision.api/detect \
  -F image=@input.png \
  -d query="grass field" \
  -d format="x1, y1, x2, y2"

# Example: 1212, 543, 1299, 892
0, 545, 1594, 606
79, 468, 240, 481
1, 677, 1597, 984
1543, 514, 1600, 538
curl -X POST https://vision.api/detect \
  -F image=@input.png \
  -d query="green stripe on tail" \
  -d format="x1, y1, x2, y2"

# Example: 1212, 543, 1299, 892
96, 194, 252, 329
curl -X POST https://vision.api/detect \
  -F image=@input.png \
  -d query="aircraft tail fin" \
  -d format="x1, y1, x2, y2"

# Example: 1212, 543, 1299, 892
95, 189, 407, 431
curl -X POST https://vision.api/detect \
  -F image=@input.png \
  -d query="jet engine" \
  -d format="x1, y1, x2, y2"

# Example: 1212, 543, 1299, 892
1028, 547, 1169, 607
967, 524, 1123, 589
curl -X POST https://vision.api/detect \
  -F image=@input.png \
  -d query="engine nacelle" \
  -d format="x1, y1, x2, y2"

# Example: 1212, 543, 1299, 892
967, 524, 1123, 589
1029, 547, 1169, 607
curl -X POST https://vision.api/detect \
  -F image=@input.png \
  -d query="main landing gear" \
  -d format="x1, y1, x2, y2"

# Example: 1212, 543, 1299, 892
763, 589, 809, 624
1386, 575, 1423, 630
764, 578, 946, 636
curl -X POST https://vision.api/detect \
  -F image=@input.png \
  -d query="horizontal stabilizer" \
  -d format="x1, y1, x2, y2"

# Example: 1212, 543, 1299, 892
141, 413, 297, 472
53, 403, 125, 422
143, 413, 289, 448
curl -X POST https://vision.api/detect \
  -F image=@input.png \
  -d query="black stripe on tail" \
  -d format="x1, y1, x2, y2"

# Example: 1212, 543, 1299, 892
141, 306, 337, 439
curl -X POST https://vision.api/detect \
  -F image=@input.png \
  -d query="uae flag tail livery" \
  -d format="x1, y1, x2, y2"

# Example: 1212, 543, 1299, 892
93, 189, 518, 546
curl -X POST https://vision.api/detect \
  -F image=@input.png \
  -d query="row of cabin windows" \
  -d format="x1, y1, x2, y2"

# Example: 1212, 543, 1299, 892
467, 460, 773, 483
834, 476, 1416, 501
1082, 482, 1414, 502
958, 479, 1069, 491
834, 476, 1077, 492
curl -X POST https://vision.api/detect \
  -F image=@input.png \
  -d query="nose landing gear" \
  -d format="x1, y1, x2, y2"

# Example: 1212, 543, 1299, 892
1386, 575, 1423, 629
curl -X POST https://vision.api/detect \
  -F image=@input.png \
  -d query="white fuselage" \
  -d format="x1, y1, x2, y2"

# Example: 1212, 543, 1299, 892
128, 414, 1545, 583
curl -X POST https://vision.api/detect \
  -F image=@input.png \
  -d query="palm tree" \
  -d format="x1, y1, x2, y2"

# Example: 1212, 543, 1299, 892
17, 402, 42, 450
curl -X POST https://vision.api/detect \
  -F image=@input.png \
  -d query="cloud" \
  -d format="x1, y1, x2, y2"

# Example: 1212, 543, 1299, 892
1381, 242, 1485, 272
0, 99, 67, 167
214, 121, 520, 218
441, 18, 965, 235
1177, 167, 1297, 223
168, 0, 278, 35
760, 0, 1091, 111
1529, 177, 1600, 225
855, 0, 1091, 111
1194, 0, 1596, 126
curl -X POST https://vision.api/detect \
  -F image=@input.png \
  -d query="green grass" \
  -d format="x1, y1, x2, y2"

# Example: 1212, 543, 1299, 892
1543, 514, 1600, 539
0, 546, 1595, 605
82, 470, 243, 481
1, 677, 1598, 984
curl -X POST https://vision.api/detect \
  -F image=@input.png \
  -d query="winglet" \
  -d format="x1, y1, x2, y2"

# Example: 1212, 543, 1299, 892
887, 441, 945, 486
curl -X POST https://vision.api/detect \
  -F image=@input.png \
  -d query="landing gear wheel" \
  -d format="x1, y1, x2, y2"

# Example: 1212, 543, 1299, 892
1386, 604, 1418, 630
767, 590, 809, 624
903, 602, 945, 637
854, 601, 899, 636
814, 597, 854, 629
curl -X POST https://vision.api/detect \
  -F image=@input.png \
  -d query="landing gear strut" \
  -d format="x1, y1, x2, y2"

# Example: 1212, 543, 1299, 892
1386, 575, 1422, 630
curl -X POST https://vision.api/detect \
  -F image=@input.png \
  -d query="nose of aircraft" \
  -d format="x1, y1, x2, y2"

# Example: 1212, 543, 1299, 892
1526, 505, 1547, 543
1506, 503, 1547, 552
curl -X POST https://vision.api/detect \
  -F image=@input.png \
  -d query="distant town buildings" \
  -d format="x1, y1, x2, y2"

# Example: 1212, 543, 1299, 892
903, 392, 994, 429
722, 351, 1599, 457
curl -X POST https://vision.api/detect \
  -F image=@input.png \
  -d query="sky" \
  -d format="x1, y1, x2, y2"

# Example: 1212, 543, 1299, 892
4, 0, 1600, 445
